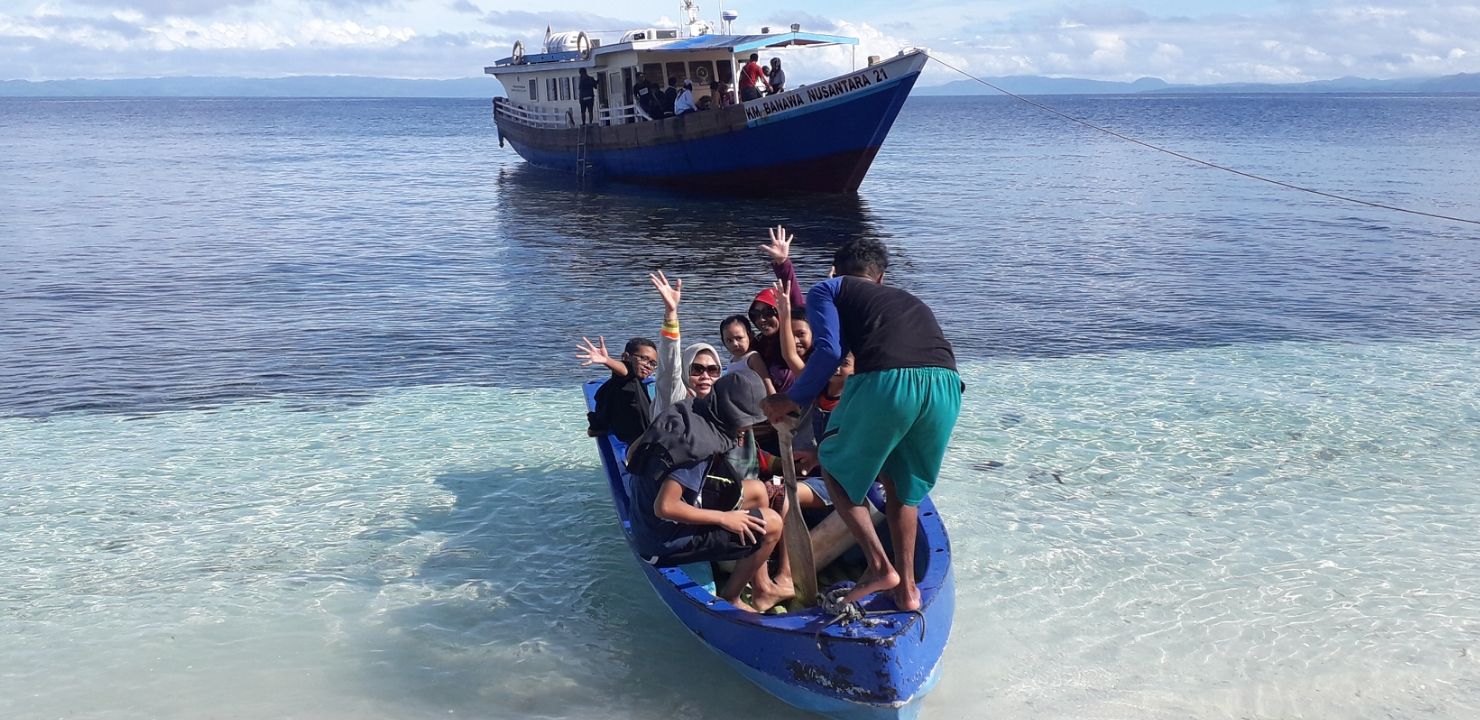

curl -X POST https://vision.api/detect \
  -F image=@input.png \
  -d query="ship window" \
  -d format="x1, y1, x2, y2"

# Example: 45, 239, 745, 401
688, 62, 712, 85
716, 62, 734, 83
641, 63, 663, 83
665, 62, 686, 84
528, 79, 537, 101
547, 77, 557, 102
561, 76, 572, 101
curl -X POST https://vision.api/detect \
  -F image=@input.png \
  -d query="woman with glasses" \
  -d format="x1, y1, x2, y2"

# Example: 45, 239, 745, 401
649, 270, 728, 415
647, 270, 779, 520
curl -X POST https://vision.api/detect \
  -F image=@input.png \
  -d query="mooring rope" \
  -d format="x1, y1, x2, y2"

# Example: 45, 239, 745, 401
924, 54, 1480, 227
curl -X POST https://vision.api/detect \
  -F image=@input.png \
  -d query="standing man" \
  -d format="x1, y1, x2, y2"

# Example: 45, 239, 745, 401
762, 236, 961, 612
634, 74, 658, 120
738, 53, 770, 101
578, 67, 599, 125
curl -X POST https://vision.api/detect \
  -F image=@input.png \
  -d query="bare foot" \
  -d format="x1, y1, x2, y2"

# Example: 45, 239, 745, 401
723, 596, 760, 613
767, 577, 796, 600
891, 583, 922, 612
750, 587, 791, 613
842, 567, 900, 605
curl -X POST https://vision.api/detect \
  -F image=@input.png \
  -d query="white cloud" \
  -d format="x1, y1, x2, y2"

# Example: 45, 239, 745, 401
2, 1, 1480, 83
1, 13, 415, 53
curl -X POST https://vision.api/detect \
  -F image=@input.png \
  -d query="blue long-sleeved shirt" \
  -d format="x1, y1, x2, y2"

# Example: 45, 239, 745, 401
786, 276, 956, 406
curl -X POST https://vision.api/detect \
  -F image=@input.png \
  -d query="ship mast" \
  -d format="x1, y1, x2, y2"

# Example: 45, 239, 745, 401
680, 0, 714, 37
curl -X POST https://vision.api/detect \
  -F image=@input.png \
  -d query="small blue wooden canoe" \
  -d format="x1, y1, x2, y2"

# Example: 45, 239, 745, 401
583, 380, 954, 719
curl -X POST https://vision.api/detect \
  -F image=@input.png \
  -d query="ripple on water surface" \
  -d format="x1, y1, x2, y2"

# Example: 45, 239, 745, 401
2, 339, 1478, 719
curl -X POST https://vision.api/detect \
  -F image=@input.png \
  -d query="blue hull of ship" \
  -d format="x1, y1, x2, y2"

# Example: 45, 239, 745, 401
503, 62, 922, 193
583, 380, 953, 718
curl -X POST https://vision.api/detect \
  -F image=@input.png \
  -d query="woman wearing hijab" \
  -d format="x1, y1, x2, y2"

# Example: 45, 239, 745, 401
649, 271, 726, 415
625, 370, 793, 612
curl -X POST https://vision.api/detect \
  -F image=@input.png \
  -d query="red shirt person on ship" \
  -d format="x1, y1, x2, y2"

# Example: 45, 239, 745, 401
738, 53, 770, 102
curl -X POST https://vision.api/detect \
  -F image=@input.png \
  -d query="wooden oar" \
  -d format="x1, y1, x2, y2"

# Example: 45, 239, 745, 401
774, 419, 819, 607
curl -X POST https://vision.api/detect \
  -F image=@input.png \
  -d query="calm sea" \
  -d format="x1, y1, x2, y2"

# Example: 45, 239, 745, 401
2, 94, 1478, 719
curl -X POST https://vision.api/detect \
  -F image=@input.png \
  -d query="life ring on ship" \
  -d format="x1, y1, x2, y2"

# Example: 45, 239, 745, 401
511, 40, 525, 65
695, 65, 709, 82
577, 32, 591, 60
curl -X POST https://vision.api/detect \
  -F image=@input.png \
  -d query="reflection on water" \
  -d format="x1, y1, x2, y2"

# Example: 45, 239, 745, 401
490, 161, 881, 290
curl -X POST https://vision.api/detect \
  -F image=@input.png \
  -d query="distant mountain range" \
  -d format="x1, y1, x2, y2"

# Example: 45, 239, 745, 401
918, 72, 1480, 96
0, 76, 504, 98
3, 72, 1479, 98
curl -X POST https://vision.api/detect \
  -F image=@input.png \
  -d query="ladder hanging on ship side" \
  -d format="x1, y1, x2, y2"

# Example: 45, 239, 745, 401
576, 123, 592, 184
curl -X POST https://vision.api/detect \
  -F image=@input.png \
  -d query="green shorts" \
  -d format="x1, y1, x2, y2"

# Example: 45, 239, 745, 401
818, 366, 962, 506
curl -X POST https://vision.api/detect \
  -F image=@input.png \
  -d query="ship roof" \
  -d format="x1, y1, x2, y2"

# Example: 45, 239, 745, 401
652, 31, 858, 52
486, 30, 858, 71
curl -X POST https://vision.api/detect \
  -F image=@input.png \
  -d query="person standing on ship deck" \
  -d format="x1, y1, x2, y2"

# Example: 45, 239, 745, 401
766, 58, 786, 95
578, 68, 599, 125
739, 53, 770, 102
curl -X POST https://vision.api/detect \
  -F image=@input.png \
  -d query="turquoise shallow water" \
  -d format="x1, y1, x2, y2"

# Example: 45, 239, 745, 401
4, 340, 1477, 719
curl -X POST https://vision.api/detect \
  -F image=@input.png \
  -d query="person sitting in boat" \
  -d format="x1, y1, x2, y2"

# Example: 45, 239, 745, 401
625, 370, 794, 612
815, 352, 854, 441
674, 79, 698, 117
766, 58, 787, 95
578, 336, 659, 443
747, 225, 807, 396
578, 67, 599, 125
761, 237, 963, 613
766, 276, 834, 505
771, 278, 813, 383
648, 271, 725, 415
719, 314, 757, 376
738, 53, 770, 102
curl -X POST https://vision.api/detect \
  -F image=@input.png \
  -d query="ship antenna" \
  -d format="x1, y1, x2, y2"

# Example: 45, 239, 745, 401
681, 0, 711, 37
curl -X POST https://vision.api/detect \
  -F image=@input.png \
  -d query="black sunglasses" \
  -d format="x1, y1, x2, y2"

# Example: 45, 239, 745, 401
748, 305, 778, 321
688, 363, 723, 377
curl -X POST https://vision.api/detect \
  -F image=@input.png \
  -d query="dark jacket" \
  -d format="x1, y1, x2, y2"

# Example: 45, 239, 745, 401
588, 359, 653, 444
625, 370, 766, 475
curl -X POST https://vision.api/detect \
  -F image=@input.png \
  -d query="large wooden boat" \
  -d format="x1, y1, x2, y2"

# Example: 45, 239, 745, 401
485, 4, 927, 194
582, 380, 954, 719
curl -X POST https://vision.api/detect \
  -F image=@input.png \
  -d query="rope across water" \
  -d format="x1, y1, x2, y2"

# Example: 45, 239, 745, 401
924, 53, 1480, 227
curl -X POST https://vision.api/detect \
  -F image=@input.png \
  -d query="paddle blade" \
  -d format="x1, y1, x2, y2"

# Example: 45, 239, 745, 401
776, 428, 819, 606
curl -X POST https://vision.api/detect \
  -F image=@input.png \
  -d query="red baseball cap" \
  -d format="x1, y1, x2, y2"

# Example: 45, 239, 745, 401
752, 287, 777, 307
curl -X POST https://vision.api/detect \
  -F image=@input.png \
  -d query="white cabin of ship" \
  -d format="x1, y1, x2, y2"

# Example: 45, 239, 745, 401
485, 30, 858, 129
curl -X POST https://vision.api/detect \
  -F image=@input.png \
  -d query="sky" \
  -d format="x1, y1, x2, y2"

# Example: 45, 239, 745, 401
1, 0, 1478, 86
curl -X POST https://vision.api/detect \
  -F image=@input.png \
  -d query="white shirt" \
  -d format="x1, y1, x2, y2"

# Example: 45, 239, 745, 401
724, 351, 758, 376
674, 88, 697, 115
